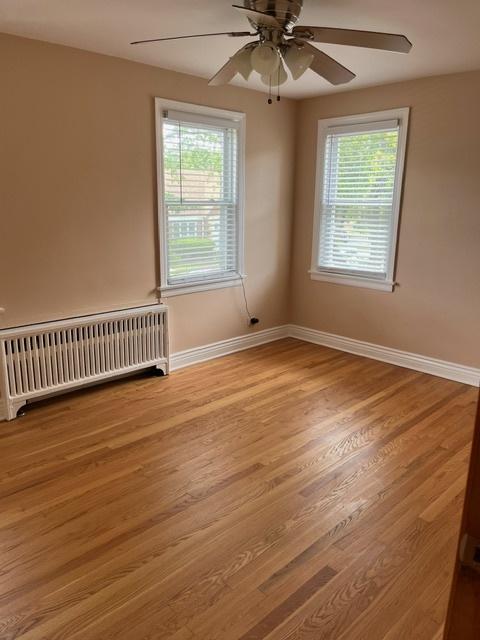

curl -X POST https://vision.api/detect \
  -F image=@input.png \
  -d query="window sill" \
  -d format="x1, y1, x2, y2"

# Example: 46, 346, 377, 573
309, 270, 395, 292
160, 276, 244, 298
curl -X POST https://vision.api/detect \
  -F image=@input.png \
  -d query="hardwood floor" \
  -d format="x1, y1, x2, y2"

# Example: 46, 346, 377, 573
0, 338, 476, 640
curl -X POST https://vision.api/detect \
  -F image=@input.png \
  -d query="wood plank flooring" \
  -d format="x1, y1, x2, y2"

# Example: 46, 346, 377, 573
0, 338, 476, 640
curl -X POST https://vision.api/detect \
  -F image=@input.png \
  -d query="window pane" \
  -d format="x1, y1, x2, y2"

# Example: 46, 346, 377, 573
319, 127, 399, 277
166, 204, 237, 280
162, 118, 238, 285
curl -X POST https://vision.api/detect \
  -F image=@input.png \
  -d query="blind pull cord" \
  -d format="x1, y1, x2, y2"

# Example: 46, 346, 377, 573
178, 121, 184, 203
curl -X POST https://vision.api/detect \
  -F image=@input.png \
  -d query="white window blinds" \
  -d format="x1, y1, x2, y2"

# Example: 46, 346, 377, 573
318, 120, 400, 279
162, 110, 240, 286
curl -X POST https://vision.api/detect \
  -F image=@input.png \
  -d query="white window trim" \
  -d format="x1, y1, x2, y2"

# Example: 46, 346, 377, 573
310, 107, 410, 292
155, 98, 246, 297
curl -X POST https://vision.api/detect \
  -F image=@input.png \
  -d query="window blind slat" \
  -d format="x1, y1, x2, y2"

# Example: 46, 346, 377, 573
318, 126, 400, 277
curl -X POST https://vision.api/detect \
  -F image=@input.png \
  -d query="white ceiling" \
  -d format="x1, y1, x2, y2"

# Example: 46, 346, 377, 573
1, 0, 480, 99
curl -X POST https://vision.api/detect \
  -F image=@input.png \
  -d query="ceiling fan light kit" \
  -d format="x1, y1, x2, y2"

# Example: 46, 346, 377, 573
284, 41, 315, 80
131, 0, 412, 103
233, 45, 255, 80
261, 59, 288, 86
251, 42, 280, 75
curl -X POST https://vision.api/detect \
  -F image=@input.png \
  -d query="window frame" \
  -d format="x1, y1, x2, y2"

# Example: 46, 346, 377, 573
155, 98, 246, 297
310, 107, 410, 292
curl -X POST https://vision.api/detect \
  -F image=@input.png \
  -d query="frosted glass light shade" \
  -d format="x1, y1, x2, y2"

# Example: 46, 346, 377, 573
284, 42, 315, 80
251, 43, 280, 76
261, 60, 288, 87
233, 47, 253, 81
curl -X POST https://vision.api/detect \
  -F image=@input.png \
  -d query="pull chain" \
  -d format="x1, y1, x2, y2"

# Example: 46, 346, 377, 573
266, 68, 281, 104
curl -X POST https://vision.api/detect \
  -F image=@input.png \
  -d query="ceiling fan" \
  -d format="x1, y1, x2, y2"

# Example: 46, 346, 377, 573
131, 0, 412, 99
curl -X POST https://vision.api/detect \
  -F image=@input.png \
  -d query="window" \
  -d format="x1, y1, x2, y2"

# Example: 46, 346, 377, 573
311, 108, 409, 291
156, 99, 245, 296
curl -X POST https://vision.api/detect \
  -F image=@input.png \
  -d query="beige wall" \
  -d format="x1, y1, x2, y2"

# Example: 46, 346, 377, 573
0, 34, 296, 352
291, 71, 480, 367
1, 34, 479, 367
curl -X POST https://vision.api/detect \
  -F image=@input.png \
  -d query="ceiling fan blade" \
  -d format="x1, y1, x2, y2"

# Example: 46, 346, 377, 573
292, 26, 412, 53
301, 41, 355, 85
232, 5, 282, 29
131, 31, 252, 45
208, 57, 239, 86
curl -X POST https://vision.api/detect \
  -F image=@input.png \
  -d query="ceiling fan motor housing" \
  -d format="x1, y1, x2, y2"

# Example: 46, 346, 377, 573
244, 0, 303, 31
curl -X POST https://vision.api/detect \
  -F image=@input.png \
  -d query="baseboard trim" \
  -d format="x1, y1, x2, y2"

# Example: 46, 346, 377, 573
171, 324, 479, 387
170, 325, 290, 371
289, 325, 480, 387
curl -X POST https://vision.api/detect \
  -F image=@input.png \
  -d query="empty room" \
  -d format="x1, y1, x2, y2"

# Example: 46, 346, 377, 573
1, 1, 480, 638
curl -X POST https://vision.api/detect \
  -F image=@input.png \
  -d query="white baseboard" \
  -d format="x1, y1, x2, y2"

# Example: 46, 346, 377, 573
289, 324, 480, 387
170, 324, 480, 387
170, 325, 290, 371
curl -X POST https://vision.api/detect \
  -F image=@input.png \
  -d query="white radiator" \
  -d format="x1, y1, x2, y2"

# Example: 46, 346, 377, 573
0, 304, 169, 421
